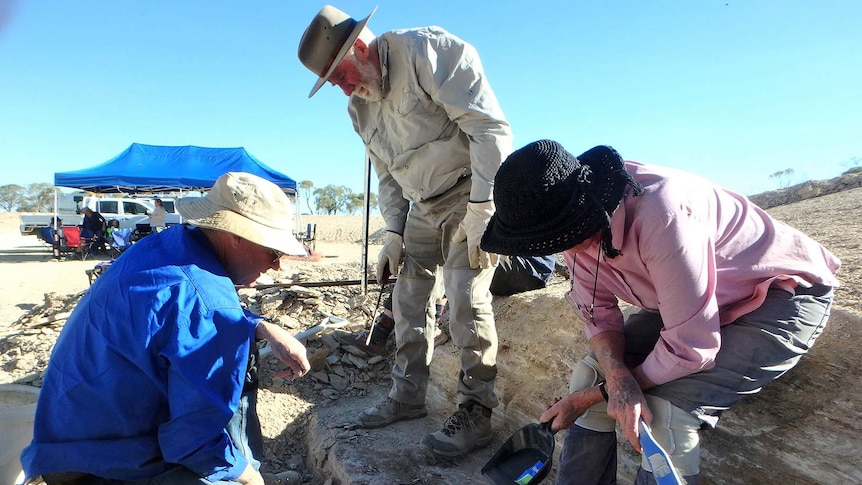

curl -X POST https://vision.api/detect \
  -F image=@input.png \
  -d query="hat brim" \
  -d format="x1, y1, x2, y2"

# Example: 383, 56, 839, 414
308, 6, 377, 98
481, 209, 607, 257
177, 197, 306, 256
481, 144, 632, 257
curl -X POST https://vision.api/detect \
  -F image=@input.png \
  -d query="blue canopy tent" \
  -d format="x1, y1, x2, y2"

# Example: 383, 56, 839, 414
54, 143, 297, 194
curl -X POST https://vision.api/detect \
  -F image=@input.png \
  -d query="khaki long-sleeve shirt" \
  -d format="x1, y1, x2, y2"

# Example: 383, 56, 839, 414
349, 27, 513, 234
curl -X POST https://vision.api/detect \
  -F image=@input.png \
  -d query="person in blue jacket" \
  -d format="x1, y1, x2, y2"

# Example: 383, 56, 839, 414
22, 172, 311, 485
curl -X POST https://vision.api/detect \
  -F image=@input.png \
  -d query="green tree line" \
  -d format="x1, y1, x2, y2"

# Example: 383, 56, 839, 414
0, 181, 377, 216
0, 183, 57, 212
299, 180, 377, 215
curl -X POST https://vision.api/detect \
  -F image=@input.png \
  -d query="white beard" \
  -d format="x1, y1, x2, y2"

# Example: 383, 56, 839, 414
349, 52, 383, 102
354, 83, 383, 102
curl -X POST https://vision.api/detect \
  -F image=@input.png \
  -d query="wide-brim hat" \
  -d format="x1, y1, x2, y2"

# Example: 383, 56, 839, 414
298, 5, 377, 98
177, 172, 306, 256
481, 140, 634, 257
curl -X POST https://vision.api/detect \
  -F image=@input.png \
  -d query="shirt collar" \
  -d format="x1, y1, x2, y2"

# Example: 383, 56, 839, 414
378, 36, 391, 98
609, 187, 634, 251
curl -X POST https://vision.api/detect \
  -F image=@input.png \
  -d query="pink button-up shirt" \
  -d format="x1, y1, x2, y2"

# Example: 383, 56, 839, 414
563, 161, 841, 386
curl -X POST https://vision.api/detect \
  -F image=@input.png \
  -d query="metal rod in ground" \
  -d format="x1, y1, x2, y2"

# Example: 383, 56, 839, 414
361, 154, 372, 297
238, 278, 396, 290
365, 286, 386, 346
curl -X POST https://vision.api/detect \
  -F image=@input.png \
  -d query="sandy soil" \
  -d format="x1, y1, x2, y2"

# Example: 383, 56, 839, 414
0, 212, 392, 484
0, 214, 386, 328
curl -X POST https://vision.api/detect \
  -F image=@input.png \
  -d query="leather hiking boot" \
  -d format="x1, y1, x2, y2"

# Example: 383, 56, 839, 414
421, 402, 492, 457
333, 329, 388, 356
333, 311, 396, 356
433, 324, 450, 346
356, 397, 427, 428
433, 300, 450, 346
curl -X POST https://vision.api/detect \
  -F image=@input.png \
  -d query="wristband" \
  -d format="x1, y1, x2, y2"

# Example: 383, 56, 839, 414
598, 381, 609, 402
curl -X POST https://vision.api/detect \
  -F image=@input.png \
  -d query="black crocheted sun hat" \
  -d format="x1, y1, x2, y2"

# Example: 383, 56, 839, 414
481, 140, 643, 257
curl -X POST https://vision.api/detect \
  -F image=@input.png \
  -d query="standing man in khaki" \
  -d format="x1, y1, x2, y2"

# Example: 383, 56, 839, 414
298, 5, 513, 457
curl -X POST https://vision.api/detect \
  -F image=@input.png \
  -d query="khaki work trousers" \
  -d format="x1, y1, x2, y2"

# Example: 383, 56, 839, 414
389, 177, 499, 410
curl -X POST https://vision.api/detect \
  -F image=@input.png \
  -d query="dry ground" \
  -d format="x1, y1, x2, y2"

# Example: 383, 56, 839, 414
1, 187, 861, 484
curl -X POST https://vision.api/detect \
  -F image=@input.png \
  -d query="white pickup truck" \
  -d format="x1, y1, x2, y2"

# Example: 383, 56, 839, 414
19, 194, 182, 237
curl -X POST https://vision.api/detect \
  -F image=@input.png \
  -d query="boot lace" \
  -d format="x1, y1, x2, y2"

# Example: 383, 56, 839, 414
441, 409, 469, 437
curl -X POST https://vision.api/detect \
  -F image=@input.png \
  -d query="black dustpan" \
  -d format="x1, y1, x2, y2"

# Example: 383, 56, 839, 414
482, 421, 556, 485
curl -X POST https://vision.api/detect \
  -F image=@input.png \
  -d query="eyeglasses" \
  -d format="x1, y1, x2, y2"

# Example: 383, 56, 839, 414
271, 249, 285, 264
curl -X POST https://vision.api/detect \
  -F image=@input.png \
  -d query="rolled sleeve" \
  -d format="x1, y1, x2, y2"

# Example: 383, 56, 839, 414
629, 206, 722, 384
566, 203, 723, 386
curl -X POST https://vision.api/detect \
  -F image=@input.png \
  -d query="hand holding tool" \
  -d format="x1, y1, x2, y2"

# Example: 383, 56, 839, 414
638, 419, 685, 485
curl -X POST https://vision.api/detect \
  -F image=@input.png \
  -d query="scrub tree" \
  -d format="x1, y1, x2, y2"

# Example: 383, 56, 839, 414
0, 184, 25, 212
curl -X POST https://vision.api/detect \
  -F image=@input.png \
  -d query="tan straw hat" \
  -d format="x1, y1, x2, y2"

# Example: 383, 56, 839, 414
177, 172, 306, 255
298, 5, 377, 98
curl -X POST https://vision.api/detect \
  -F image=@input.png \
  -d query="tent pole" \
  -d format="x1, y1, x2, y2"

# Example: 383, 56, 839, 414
52, 189, 60, 259
294, 192, 302, 242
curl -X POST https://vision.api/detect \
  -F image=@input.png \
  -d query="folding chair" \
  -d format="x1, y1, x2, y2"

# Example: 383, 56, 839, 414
131, 223, 152, 243
62, 226, 95, 260
86, 260, 114, 285
110, 228, 133, 258
39, 227, 55, 256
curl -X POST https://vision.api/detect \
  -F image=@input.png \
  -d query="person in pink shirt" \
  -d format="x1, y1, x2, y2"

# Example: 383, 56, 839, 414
480, 140, 840, 484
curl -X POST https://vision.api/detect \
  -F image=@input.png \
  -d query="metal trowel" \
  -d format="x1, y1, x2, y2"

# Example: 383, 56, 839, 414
258, 314, 350, 358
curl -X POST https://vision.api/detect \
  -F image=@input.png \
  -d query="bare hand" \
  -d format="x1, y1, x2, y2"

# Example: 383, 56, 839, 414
539, 387, 603, 433
604, 374, 652, 452
255, 321, 311, 380
236, 464, 264, 485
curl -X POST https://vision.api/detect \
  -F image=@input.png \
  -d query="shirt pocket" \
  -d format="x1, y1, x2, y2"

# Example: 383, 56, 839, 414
396, 90, 422, 116
358, 124, 378, 146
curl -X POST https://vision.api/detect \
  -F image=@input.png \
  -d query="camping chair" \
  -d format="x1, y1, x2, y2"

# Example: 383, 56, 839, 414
40, 226, 69, 258
39, 227, 55, 256
132, 223, 153, 243
86, 260, 114, 286
110, 228, 133, 258
61, 226, 95, 261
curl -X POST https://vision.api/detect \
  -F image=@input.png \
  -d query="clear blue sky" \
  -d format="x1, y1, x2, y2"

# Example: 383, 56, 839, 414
1, 1, 860, 197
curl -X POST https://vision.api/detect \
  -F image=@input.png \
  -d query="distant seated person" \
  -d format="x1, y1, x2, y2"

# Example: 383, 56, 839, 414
48, 217, 65, 242
335, 255, 557, 355
81, 207, 108, 252
149, 198, 168, 232
106, 219, 120, 238
43, 217, 67, 253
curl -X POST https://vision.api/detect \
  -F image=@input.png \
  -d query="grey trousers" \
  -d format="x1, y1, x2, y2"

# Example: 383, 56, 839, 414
389, 177, 499, 410
556, 285, 834, 484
